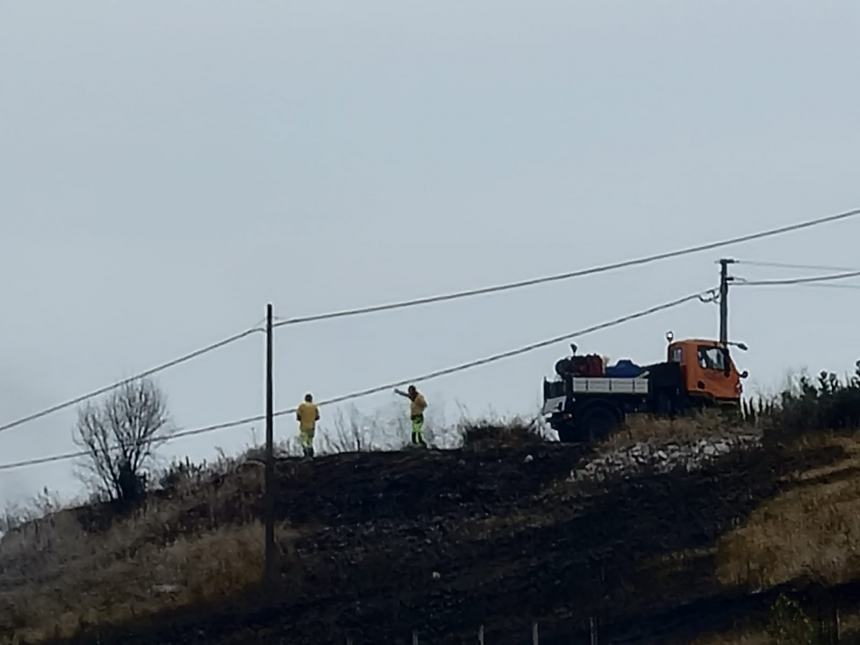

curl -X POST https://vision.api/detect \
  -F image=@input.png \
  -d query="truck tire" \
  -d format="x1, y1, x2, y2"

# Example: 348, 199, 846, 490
557, 426, 579, 443
580, 405, 620, 442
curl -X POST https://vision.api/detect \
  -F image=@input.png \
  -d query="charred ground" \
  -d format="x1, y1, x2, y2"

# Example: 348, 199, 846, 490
17, 426, 857, 645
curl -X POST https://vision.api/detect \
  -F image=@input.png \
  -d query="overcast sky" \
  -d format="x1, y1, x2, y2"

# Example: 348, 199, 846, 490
1, 2, 858, 506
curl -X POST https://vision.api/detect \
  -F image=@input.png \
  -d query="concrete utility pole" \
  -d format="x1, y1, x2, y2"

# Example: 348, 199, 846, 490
719, 258, 736, 346
264, 303, 276, 588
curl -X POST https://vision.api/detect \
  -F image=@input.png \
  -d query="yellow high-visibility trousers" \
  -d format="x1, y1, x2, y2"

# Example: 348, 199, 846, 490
300, 427, 315, 457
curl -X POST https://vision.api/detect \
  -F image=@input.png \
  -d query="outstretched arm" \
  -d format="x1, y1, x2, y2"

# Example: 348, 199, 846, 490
394, 389, 409, 398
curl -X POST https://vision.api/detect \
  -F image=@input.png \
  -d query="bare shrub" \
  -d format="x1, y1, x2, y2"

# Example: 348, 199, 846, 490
0, 503, 30, 536
461, 418, 547, 450
321, 405, 369, 453
74, 378, 171, 505
316, 403, 408, 453
157, 457, 211, 494
0, 488, 62, 537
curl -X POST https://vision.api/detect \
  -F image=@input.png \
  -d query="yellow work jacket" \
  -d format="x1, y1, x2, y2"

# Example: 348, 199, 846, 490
297, 402, 319, 431
410, 394, 427, 417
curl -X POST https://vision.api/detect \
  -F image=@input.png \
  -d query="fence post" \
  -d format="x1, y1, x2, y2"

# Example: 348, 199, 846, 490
589, 616, 598, 645
532, 621, 539, 645
478, 625, 485, 645
412, 629, 419, 645
833, 605, 842, 643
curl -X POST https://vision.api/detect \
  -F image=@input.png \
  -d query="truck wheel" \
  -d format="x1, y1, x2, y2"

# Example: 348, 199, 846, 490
581, 406, 619, 442
557, 427, 578, 443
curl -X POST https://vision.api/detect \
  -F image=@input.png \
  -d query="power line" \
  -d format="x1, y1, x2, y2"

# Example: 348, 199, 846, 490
735, 270, 860, 287
0, 290, 707, 473
301, 291, 709, 409
0, 449, 90, 471
0, 414, 269, 472
274, 207, 860, 327
0, 326, 263, 437
735, 281, 860, 291
3, 208, 858, 439
736, 259, 860, 272
781, 283, 860, 291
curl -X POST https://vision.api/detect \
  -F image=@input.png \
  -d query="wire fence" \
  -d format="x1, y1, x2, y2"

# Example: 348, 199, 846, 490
341, 619, 603, 645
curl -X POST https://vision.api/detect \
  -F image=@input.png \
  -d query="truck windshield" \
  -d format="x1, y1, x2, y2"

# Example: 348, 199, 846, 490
698, 346, 726, 371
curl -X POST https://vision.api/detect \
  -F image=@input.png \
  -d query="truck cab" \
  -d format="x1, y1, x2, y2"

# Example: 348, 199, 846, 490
667, 339, 744, 404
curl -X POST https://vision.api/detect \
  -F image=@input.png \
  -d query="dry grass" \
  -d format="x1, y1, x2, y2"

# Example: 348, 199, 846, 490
690, 608, 860, 645
605, 410, 751, 450
0, 464, 296, 643
691, 628, 772, 645
0, 521, 293, 643
716, 432, 860, 590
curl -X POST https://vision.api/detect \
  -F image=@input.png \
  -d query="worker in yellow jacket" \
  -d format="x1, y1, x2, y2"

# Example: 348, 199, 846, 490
395, 385, 428, 448
296, 393, 320, 458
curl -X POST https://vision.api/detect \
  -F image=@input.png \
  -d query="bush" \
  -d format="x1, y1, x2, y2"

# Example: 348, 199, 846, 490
744, 362, 860, 438
767, 594, 816, 645
460, 419, 547, 450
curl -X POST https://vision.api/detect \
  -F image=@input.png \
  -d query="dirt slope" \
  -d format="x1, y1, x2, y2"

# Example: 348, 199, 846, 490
50, 437, 852, 645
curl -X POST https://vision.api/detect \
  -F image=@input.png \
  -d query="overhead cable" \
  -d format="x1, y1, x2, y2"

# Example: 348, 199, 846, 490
777, 283, 860, 291
0, 326, 263, 437
0, 290, 706, 473
3, 207, 859, 437
299, 291, 709, 409
734, 270, 860, 287
734, 281, 860, 291
736, 259, 860, 273
274, 207, 860, 327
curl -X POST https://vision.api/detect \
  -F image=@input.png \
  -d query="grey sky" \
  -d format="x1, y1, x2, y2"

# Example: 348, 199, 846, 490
1, 2, 859, 505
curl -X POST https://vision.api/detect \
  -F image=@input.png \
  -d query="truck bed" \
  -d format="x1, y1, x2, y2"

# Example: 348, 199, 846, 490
542, 375, 650, 414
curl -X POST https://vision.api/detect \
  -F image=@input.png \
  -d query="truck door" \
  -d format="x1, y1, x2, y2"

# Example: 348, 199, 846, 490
693, 345, 740, 402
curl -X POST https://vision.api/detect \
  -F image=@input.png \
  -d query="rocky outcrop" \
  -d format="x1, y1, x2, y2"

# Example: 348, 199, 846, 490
570, 431, 762, 482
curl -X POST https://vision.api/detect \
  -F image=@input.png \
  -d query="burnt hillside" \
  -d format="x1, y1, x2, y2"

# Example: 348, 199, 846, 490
19, 427, 858, 645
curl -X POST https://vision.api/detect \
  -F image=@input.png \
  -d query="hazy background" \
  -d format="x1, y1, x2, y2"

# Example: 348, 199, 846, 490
1, 1, 858, 506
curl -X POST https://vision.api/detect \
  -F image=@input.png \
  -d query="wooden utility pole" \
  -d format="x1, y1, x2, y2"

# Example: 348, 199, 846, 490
264, 303, 276, 588
719, 258, 735, 346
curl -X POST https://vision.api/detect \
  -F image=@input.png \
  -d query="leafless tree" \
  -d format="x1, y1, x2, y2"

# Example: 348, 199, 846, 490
74, 378, 171, 504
